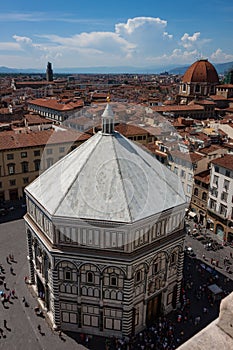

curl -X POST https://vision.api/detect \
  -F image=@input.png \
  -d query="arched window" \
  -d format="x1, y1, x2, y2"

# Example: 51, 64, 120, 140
87, 271, 94, 283
110, 274, 117, 287
171, 252, 177, 264
202, 192, 207, 200
136, 270, 142, 283
64, 268, 71, 281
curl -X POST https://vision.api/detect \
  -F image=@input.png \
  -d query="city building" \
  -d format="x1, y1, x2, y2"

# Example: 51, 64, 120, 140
27, 98, 84, 123
190, 170, 210, 225
24, 104, 186, 338
46, 62, 53, 82
177, 59, 219, 105
167, 150, 204, 204
0, 127, 88, 201
207, 154, 233, 243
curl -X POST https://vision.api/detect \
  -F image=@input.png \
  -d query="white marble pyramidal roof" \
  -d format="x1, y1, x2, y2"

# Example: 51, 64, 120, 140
26, 105, 186, 223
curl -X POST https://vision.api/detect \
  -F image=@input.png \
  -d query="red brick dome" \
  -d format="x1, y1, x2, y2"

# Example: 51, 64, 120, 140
182, 59, 219, 84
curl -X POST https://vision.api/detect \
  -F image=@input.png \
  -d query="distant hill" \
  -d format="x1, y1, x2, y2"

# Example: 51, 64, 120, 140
0, 65, 175, 75
168, 61, 233, 75
0, 66, 42, 74
0, 61, 233, 75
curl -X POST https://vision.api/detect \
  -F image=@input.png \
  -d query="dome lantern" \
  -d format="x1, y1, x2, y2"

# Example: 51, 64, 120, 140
101, 103, 115, 134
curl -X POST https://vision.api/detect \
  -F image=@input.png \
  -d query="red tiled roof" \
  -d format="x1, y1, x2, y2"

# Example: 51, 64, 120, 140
189, 152, 205, 162
198, 144, 224, 155
210, 95, 228, 101
16, 81, 55, 86
216, 84, 233, 88
0, 129, 89, 151
24, 114, 52, 125
195, 170, 210, 183
211, 154, 233, 171
115, 123, 148, 136
151, 104, 204, 112
27, 98, 84, 111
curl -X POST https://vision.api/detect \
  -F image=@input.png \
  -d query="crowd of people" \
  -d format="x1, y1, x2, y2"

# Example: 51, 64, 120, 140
0, 256, 16, 339
105, 317, 181, 349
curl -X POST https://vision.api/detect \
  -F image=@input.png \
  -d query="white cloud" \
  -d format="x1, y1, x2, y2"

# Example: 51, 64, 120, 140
13, 35, 32, 45
0, 16, 229, 69
0, 42, 21, 51
210, 48, 233, 63
39, 32, 135, 54
181, 32, 201, 48
163, 32, 173, 39
115, 17, 167, 36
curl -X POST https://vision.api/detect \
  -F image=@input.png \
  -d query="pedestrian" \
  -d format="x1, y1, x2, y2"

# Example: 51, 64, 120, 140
10, 266, 14, 274
38, 325, 41, 333
230, 252, 233, 259
59, 330, 62, 339
24, 276, 28, 284
11, 289, 15, 298
3, 281, 6, 289
3, 320, 7, 328
22, 296, 25, 303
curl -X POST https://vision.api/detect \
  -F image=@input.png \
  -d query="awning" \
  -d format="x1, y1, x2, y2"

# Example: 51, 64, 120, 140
188, 211, 197, 218
208, 284, 223, 295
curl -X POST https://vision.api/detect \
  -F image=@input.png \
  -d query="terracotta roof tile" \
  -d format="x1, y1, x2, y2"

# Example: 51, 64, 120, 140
211, 154, 233, 171
0, 129, 89, 151
28, 98, 84, 111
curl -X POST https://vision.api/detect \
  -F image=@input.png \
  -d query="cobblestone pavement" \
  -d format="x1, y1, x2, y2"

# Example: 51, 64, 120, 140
0, 218, 233, 349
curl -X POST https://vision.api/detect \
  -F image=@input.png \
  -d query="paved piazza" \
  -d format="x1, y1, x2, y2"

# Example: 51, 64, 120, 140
0, 219, 87, 350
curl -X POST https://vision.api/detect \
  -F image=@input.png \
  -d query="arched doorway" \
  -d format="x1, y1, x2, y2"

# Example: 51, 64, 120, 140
199, 211, 205, 225
216, 224, 224, 242
146, 293, 162, 326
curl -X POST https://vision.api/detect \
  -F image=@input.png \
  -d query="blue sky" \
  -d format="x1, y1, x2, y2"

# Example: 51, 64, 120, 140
0, 0, 233, 69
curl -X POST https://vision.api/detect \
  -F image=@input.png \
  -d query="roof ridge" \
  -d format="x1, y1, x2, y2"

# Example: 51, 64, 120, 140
52, 132, 103, 215
112, 134, 133, 223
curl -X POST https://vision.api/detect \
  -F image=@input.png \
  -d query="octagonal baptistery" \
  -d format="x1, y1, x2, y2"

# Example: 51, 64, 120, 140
24, 104, 186, 337
178, 59, 219, 104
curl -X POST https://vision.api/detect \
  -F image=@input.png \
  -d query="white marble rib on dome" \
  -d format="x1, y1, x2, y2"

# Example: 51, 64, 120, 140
26, 131, 186, 223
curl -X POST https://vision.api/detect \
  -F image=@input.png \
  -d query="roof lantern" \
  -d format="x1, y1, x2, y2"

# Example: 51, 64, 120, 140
101, 103, 114, 134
